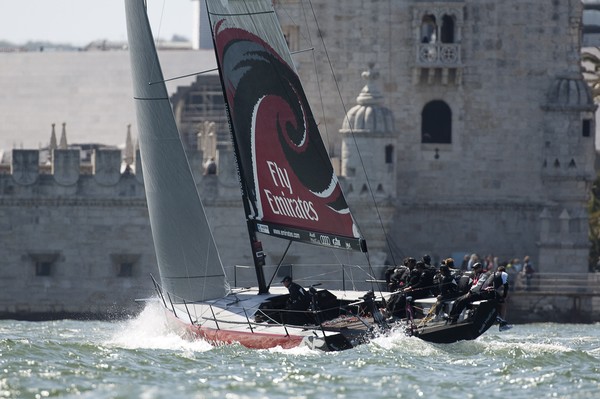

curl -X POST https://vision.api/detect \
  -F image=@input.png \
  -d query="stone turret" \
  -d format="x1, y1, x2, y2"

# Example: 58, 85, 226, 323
59, 123, 68, 149
340, 66, 397, 199
124, 124, 134, 167
49, 124, 57, 151
339, 66, 398, 264
538, 71, 597, 273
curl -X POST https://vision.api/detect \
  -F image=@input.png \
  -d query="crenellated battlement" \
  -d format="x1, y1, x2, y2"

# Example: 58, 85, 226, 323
0, 143, 242, 204
0, 148, 145, 202
4, 148, 140, 186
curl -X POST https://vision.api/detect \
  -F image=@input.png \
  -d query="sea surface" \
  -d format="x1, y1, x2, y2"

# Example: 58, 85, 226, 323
1, 303, 598, 399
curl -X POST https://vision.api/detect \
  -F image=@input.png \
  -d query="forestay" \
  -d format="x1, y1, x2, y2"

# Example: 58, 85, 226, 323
206, 0, 366, 252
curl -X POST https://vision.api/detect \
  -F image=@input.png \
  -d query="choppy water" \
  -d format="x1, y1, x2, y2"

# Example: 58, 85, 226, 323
1, 303, 599, 399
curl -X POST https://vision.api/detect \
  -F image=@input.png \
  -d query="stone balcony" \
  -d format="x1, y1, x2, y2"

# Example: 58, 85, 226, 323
417, 43, 461, 66
413, 43, 462, 85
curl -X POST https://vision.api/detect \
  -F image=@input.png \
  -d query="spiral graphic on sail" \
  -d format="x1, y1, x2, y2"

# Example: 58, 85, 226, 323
214, 20, 356, 239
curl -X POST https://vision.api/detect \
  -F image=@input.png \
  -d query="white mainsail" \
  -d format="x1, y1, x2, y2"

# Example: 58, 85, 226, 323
125, 0, 229, 303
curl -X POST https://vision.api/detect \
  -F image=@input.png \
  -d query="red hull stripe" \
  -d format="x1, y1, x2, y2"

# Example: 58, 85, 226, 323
188, 323, 305, 349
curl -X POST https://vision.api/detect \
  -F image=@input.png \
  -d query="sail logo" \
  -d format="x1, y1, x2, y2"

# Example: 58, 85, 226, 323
263, 161, 319, 222
257, 224, 270, 234
267, 161, 292, 194
319, 235, 331, 246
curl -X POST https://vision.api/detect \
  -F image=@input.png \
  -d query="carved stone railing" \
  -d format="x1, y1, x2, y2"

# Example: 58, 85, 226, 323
417, 43, 461, 67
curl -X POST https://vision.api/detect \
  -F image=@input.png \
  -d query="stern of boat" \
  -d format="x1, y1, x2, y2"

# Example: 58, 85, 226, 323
409, 299, 498, 343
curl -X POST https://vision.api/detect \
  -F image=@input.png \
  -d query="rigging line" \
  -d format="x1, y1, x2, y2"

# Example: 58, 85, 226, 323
147, 0, 168, 90
292, 47, 315, 55
277, 2, 314, 51
148, 48, 314, 85
300, 0, 333, 158
267, 240, 293, 290
306, 0, 398, 267
364, 252, 387, 304
149, 68, 218, 85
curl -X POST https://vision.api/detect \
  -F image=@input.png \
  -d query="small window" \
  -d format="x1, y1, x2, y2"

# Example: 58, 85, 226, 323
420, 15, 437, 43
421, 100, 452, 144
118, 263, 134, 277
569, 219, 580, 233
29, 252, 59, 277
441, 15, 455, 43
36, 262, 52, 276
385, 145, 394, 164
281, 25, 300, 52
111, 254, 140, 278
583, 119, 592, 137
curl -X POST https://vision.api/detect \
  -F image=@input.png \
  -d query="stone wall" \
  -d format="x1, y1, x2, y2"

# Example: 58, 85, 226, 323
0, 148, 153, 318
1, 0, 597, 320
0, 146, 378, 319
279, 0, 595, 272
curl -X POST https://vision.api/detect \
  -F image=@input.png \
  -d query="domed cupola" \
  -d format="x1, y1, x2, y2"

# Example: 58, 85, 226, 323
341, 66, 395, 134
340, 66, 397, 199
545, 72, 595, 111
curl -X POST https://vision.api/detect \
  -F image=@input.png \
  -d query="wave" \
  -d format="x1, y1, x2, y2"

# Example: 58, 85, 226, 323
105, 301, 213, 353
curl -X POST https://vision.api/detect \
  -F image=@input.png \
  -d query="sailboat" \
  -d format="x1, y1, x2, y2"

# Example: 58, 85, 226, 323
124, 0, 498, 351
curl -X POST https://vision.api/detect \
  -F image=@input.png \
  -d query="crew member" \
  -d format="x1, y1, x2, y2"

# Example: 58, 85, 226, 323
448, 262, 489, 323
281, 276, 309, 310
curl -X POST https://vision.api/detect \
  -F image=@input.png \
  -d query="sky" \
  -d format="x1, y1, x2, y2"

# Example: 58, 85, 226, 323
0, 0, 194, 46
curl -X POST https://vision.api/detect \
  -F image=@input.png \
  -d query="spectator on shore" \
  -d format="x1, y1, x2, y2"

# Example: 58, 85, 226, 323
460, 255, 469, 271
484, 255, 496, 271
522, 256, 535, 291
504, 260, 517, 291
494, 265, 510, 326
512, 258, 522, 273
467, 253, 479, 271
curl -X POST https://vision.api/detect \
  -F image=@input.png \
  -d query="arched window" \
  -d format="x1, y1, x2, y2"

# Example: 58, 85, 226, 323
420, 15, 437, 43
421, 100, 452, 144
441, 15, 455, 43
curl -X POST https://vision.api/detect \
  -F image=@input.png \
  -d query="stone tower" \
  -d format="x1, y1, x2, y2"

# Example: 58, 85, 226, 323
538, 74, 596, 272
340, 67, 397, 264
276, 0, 595, 270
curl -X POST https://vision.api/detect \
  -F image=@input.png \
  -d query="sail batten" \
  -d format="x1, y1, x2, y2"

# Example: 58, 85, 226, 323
125, 0, 229, 302
132, 97, 170, 100
208, 11, 275, 17
206, 0, 365, 252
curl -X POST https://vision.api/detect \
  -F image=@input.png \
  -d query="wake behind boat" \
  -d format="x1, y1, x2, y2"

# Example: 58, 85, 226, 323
124, 0, 499, 351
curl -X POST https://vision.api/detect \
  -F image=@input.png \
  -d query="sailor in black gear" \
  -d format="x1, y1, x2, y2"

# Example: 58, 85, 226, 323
281, 276, 309, 310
